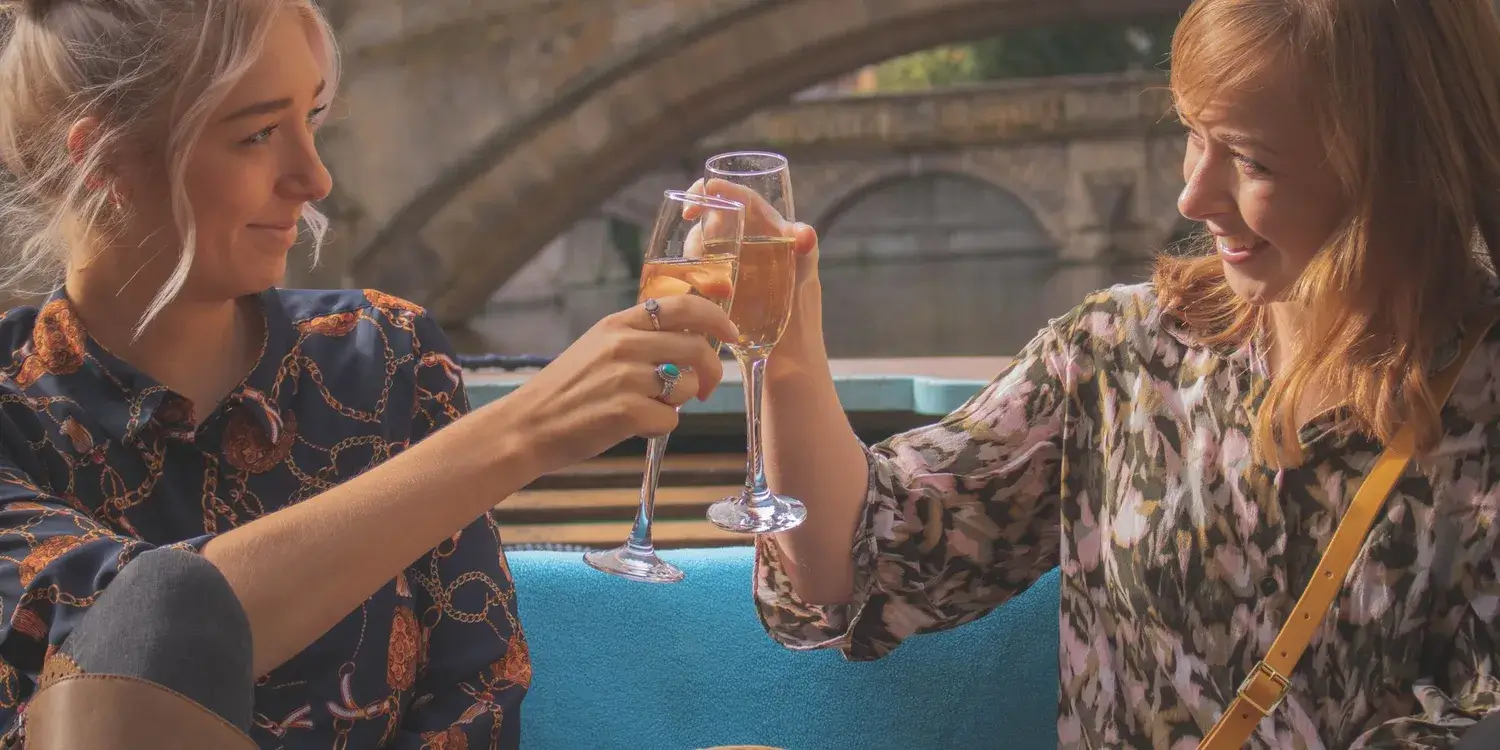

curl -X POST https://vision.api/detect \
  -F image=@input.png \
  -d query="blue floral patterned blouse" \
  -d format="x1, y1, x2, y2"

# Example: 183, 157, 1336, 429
0, 287, 528, 749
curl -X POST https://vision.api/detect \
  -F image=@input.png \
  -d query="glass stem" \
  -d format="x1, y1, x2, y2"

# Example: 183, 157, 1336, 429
740, 352, 772, 508
627, 433, 669, 551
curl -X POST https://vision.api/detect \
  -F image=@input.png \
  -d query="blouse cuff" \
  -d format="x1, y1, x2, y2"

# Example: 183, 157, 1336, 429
752, 445, 899, 661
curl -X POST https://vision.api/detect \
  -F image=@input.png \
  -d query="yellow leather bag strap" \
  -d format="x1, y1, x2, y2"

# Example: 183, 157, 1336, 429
1200, 307, 1500, 750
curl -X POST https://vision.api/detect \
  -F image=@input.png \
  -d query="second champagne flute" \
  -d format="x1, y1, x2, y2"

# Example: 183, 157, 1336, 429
583, 190, 745, 583
701, 151, 808, 534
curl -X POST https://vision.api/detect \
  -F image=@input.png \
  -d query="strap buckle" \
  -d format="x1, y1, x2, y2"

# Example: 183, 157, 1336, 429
1237, 662, 1290, 716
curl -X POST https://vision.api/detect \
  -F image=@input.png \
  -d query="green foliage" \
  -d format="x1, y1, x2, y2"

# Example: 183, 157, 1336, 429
870, 17, 1178, 92
872, 46, 980, 91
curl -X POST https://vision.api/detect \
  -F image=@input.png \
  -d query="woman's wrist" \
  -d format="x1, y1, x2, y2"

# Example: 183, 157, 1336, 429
434, 398, 547, 505
771, 277, 830, 380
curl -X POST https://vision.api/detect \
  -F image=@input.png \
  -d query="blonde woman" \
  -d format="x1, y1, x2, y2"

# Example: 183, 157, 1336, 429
0, 0, 737, 747
749, 0, 1500, 747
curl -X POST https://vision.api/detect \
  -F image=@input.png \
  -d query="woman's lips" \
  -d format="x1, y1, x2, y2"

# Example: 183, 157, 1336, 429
1216, 235, 1268, 264
249, 224, 299, 244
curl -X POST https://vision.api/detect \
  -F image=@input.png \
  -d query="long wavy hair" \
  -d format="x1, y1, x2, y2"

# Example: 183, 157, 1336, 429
1156, 0, 1500, 465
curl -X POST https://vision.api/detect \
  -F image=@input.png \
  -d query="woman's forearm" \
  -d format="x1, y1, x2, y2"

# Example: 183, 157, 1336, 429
195, 290, 741, 678
762, 278, 872, 605
202, 399, 537, 677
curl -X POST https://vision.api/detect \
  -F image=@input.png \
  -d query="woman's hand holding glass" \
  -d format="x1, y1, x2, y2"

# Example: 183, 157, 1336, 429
495, 292, 737, 478
583, 190, 748, 583
684, 152, 812, 535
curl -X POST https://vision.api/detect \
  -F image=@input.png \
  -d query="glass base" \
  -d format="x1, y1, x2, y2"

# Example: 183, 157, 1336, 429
706, 492, 807, 534
583, 545, 684, 584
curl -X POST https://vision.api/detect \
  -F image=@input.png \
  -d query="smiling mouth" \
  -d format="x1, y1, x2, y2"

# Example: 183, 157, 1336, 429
248, 224, 300, 246
1215, 234, 1268, 263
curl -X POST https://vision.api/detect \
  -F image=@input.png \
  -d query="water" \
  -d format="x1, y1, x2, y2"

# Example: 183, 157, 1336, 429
464, 254, 1153, 359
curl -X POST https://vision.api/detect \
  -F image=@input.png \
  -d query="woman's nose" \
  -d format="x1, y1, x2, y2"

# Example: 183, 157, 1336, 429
1178, 151, 1233, 222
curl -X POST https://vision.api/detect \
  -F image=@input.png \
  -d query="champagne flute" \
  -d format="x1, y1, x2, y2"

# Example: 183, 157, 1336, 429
700, 151, 808, 534
583, 190, 745, 583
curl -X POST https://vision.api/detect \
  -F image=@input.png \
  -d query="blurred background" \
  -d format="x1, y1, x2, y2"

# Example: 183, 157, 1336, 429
286, 0, 1199, 359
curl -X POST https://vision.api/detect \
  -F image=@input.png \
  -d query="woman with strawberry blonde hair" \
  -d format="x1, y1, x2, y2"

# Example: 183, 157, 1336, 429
0, 0, 737, 747
746, 0, 1500, 746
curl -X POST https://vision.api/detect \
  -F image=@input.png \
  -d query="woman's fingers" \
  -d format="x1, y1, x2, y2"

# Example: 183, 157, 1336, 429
657, 337, 725, 398
633, 399, 682, 438
683, 222, 706, 259
789, 221, 821, 285
635, 363, 702, 409
619, 329, 724, 399
620, 294, 739, 345
791, 222, 819, 256
686, 178, 791, 237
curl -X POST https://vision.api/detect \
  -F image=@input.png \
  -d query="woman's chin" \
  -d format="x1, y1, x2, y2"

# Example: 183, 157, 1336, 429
1223, 268, 1285, 307
233, 258, 290, 294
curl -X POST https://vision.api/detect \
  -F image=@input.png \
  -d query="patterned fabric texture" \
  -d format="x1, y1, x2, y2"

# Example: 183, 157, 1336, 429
756, 283, 1500, 749
0, 287, 528, 749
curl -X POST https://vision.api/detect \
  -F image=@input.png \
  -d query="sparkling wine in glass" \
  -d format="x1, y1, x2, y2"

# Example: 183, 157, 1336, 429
700, 151, 808, 535
583, 190, 745, 583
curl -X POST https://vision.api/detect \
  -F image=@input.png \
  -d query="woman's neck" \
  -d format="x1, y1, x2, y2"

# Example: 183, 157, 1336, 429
1264, 300, 1303, 378
1265, 298, 1338, 426
64, 264, 262, 420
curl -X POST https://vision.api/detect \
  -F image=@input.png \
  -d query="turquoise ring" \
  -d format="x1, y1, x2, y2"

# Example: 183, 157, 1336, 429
654, 363, 682, 402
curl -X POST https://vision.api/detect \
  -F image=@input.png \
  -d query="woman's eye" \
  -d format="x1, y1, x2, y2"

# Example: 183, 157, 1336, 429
1234, 153, 1270, 177
243, 126, 277, 146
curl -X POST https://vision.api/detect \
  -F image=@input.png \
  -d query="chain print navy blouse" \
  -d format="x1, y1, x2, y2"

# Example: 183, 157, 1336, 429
0, 287, 529, 749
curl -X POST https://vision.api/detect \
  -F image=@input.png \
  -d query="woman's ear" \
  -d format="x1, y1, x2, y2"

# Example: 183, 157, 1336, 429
67, 116, 133, 207
66, 116, 108, 191
65, 117, 101, 164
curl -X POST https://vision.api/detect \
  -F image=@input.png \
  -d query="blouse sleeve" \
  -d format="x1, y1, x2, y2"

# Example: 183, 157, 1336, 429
754, 315, 1080, 661
0, 457, 212, 710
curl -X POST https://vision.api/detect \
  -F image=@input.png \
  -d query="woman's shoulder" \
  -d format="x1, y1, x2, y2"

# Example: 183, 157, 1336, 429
0, 302, 45, 369
268, 287, 456, 361
1449, 317, 1500, 409
1049, 281, 1197, 357
271, 287, 427, 324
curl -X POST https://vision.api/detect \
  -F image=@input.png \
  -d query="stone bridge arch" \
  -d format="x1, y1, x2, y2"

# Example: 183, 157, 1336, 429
815, 170, 1058, 265
331, 0, 1192, 325
802, 160, 1065, 249
798, 169, 1066, 358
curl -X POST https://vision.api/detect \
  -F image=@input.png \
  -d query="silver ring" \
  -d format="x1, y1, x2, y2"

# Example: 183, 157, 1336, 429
643, 298, 662, 331
654, 363, 682, 401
